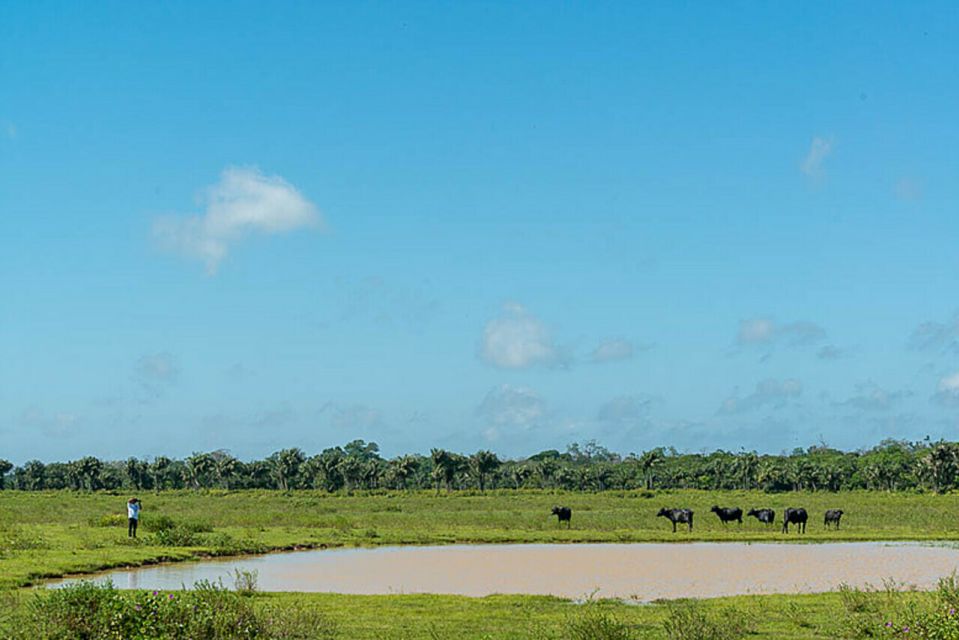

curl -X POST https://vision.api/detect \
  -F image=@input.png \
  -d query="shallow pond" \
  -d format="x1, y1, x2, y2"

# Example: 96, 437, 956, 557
50, 542, 959, 600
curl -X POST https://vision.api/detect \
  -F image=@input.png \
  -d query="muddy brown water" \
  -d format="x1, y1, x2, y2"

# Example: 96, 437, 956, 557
49, 542, 959, 601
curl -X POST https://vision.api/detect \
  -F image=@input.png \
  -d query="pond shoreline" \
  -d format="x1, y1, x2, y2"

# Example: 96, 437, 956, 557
47, 540, 959, 601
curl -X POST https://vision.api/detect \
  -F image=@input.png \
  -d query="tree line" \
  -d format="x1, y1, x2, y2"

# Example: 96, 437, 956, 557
2, 438, 959, 494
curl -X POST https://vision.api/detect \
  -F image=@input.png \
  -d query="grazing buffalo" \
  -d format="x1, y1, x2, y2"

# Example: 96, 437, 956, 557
824, 509, 844, 529
710, 505, 743, 526
747, 508, 776, 525
657, 507, 694, 532
551, 506, 572, 528
782, 507, 808, 534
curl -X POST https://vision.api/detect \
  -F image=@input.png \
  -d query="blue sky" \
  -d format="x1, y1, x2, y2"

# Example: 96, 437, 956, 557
2, 2, 958, 463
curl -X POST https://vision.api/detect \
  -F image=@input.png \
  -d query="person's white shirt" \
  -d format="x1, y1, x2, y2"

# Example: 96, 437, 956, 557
128, 502, 140, 519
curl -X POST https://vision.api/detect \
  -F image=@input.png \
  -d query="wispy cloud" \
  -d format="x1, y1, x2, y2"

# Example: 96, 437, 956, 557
320, 402, 384, 431
476, 384, 546, 428
134, 352, 179, 400
479, 303, 566, 370
596, 394, 656, 426
154, 166, 322, 274
736, 317, 827, 349
718, 378, 802, 415
590, 339, 638, 363
933, 373, 959, 407
2, 121, 16, 140
800, 135, 835, 178
19, 406, 79, 438
836, 381, 910, 412
909, 314, 959, 354
817, 344, 847, 360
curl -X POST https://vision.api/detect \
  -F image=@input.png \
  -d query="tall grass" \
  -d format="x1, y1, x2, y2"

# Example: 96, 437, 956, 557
5, 581, 335, 640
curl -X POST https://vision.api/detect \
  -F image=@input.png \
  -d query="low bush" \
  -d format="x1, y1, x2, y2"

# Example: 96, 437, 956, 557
151, 526, 202, 547
662, 601, 753, 640
9, 581, 336, 640
87, 514, 126, 528
566, 606, 637, 640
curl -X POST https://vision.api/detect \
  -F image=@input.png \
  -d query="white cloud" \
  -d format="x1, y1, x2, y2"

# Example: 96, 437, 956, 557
910, 314, 959, 354
718, 378, 803, 415
836, 382, 909, 412
479, 303, 565, 369
2, 121, 16, 140
476, 384, 546, 428
20, 406, 79, 438
134, 352, 179, 400
590, 339, 636, 363
154, 167, 322, 274
800, 135, 835, 178
321, 403, 384, 431
933, 373, 959, 407
736, 317, 827, 348
597, 394, 655, 425
136, 352, 178, 381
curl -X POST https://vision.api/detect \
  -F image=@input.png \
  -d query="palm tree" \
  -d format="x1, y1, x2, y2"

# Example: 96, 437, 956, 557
511, 463, 534, 489
23, 460, 46, 490
638, 448, 665, 490
469, 450, 501, 492
733, 452, 759, 490
430, 449, 465, 492
337, 455, 363, 493
77, 456, 102, 490
211, 451, 239, 489
269, 448, 306, 491
919, 442, 959, 494
388, 455, 420, 490
125, 457, 147, 490
534, 457, 558, 488
0, 459, 13, 490
149, 456, 171, 491
186, 452, 215, 489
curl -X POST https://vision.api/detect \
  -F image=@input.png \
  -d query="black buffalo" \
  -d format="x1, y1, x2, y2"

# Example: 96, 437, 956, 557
657, 507, 694, 532
782, 507, 808, 534
747, 508, 775, 525
551, 506, 572, 528
824, 509, 844, 529
710, 505, 743, 526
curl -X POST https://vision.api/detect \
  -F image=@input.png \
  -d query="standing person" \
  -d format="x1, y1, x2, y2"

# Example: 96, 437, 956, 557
127, 497, 141, 538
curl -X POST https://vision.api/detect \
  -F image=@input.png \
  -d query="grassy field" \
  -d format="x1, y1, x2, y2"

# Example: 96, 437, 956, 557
0, 582, 949, 639
3, 488, 959, 590
3, 489, 959, 638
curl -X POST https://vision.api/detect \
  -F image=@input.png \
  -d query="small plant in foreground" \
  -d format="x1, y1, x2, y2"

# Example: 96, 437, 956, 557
662, 601, 752, 640
233, 568, 258, 595
566, 605, 636, 640
10, 580, 335, 640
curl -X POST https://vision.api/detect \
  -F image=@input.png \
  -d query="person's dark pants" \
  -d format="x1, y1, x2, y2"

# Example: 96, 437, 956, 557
128, 517, 138, 538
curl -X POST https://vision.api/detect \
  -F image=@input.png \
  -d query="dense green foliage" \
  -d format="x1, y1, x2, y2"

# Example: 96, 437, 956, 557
4, 438, 959, 494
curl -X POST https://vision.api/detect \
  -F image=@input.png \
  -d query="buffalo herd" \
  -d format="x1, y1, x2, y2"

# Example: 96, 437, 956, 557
551, 504, 844, 533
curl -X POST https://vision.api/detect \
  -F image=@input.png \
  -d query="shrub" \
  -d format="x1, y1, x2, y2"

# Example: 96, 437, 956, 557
87, 514, 126, 528
10, 581, 336, 640
566, 606, 636, 640
145, 514, 212, 534
662, 601, 752, 640
144, 514, 176, 532
233, 568, 258, 596
151, 526, 201, 547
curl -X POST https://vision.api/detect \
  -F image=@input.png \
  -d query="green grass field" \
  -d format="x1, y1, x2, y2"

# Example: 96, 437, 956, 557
3, 489, 959, 638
